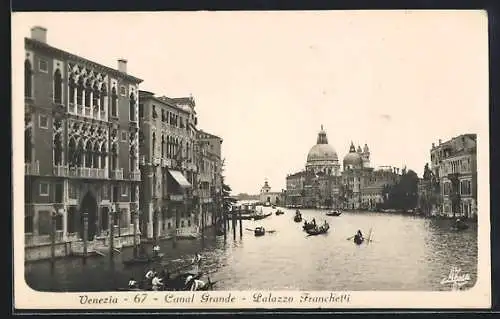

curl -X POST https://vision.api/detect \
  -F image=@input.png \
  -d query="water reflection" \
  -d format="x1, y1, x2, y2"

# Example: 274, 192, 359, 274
25, 207, 477, 291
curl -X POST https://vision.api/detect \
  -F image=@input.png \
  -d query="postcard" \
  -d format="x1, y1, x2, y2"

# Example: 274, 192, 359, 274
13, 10, 491, 310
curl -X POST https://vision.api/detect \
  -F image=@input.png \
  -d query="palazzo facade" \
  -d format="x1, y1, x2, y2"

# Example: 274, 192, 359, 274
24, 26, 143, 260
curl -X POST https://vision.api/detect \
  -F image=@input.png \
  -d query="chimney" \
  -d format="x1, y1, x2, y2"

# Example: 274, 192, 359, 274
31, 26, 47, 43
117, 59, 127, 73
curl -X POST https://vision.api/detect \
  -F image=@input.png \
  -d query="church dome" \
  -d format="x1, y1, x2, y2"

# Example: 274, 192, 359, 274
306, 125, 339, 163
307, 144, 339, 162
343, 142, 363, 166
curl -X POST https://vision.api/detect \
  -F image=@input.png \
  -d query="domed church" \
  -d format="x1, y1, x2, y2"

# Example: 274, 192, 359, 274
305, 125, 341, 176
285, 125, 400, 210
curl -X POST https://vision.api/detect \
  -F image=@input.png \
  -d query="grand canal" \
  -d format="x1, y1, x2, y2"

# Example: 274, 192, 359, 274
25, 206, 477, 292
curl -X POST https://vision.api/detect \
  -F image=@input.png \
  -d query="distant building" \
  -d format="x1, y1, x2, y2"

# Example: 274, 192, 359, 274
285, 125, 400, 209
430, 134, 477, 218
259, 180, 282, 205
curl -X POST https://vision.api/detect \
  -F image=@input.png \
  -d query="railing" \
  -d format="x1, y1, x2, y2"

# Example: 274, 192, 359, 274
53, 165, 68, 176
110, 168, 124, 180
68, 167, 107, 179
24, 161, 40, 176
129, 170, 141, 181
24, 231, 64, 247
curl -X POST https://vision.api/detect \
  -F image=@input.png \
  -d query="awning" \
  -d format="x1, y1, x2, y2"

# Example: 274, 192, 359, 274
168, 170, 192, 188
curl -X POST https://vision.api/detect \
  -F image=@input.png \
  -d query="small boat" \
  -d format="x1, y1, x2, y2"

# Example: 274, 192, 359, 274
275, 210, 284, 216
254, 227, 266, 236
302, 221, 316, 231
264, 202, 271, 207
353, 235, 364, 245
294, 210, 302, 222
252, 213, 272, 220
272, 205, 276, 209
452, 219, 469, 231
326, 210, 342, 217
305, 223, 330, 236
122, 253, 165, 266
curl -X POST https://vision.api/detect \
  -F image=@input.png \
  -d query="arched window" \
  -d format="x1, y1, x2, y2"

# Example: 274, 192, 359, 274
76, 77, 84, 106
100, 143, 107, 169
129, 93, 136, 121
24, 60, 32, 98
129, 145, 136, 171
92, 82, 99, 110
68, 138, 76, 167
85, 140, 93, 168
53, 133, 63, 165
152, 132, 156, 157
111, 143, 118, 170
93, 142, 100, 168
25, 128, 32, 162
111, 86, 118, 117
100, 84, 107, 114
53, 69, 63, 104
84, 79, 91, 108
161, 135, 165, 158
76, 139, 84, 167
69, 77, 76, 105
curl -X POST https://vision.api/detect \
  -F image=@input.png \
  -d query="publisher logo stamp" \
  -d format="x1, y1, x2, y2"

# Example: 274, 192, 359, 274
440, 266, 471, 291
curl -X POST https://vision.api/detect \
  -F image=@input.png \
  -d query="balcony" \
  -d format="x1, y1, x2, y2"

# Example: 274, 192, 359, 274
68, 167, 108, 179
129, 170, 141, 181
53, 165, 68, 177
110, 168, 124, 180
25, 161, 40, 176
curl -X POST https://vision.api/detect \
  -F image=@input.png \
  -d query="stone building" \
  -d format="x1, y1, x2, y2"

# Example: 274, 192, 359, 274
259, 180, 283, 205
429, 134, 477, 218
285, 125, 400, 210
137, 90, 199, 240
24, 26, 142, 260
196, 130, 223, 229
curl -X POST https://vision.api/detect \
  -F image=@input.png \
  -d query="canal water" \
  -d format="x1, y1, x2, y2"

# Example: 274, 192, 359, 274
25, 206, 477, 292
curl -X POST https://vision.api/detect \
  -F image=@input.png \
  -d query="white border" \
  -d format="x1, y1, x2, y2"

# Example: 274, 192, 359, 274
13, 10, 491, 310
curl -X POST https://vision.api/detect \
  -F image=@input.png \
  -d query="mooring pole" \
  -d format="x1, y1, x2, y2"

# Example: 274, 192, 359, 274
132, 208, 138, 258
239, 208, 243, 238
109, 205, 115, 258
51, 210, 57, 264
232, 209, 236, 239
222, 200, 227, 242
83, 211, 88, 262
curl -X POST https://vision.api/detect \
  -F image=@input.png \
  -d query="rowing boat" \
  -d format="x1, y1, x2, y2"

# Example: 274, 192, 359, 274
123, 253, 165, 266
305, 223, 330, 236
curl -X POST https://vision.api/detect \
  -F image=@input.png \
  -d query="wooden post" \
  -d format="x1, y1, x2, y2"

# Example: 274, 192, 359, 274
51, 211, 57, 264
173, 206, 178, 249
239, 208, 243, 238
83, 211, 88, 260
222, 199, 227, 241
232, 209, 236, 239
132, 209, 138, 258
109, 206, 114, 258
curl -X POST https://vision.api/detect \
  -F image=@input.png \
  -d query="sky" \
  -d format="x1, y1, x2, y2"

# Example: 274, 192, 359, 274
13, 11, 489, 195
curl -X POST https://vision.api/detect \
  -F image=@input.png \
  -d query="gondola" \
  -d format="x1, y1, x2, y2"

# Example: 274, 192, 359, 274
254, 227, 266, 236
252, 213, 272, 220
275, 210, 284, 216
305, 223, 330, 236
326, 210, 342, 217
122, 253, 165, 266
294, 215, 302, 222
302, 221, 316, 231
353, 235, 364, 245
451, 220, 469, 231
